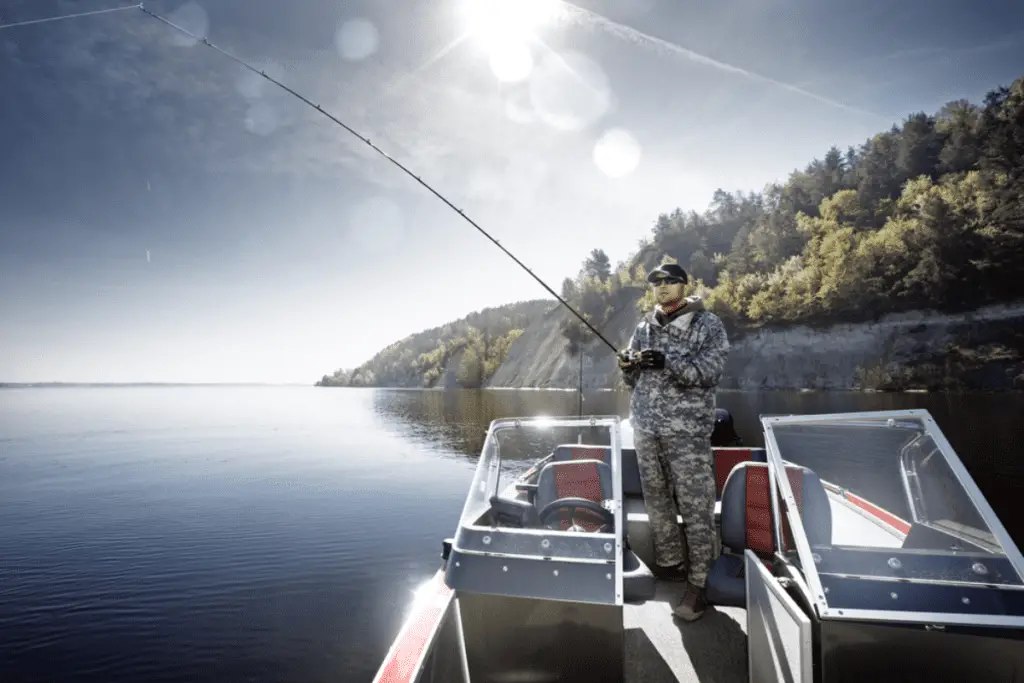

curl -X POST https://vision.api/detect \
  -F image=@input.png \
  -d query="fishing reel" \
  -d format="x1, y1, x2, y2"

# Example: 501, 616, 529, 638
621, 349, 641, 363
618, 348, 665, 370
618, 349, 642, 367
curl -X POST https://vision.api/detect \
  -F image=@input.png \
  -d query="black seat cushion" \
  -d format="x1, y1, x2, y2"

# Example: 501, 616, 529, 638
705, 552, 745, 607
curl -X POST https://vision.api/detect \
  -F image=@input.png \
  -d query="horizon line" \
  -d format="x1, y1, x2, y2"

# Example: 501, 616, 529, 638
0, 381, 312, 387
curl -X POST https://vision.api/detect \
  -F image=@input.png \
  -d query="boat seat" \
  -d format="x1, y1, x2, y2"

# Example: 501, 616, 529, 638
534, 459, 613, 532
713, 447, 767, 499
705, 462, 832, 608
552, 444, 612, 466
553, 444, 653, 497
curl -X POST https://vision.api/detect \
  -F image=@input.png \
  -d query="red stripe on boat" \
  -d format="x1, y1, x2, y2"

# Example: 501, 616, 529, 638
373, 570, 453, 683
842, 492, 912, 534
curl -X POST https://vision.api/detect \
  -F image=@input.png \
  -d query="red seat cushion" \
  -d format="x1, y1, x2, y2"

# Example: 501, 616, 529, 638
714, 448, 757, 498
744, 465, 806, 557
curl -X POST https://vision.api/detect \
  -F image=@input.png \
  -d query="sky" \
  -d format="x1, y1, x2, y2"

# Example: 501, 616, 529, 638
1, 0, 1022, 384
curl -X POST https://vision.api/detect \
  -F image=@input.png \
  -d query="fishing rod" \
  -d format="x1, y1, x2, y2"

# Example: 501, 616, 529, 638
0, 2, 622, 353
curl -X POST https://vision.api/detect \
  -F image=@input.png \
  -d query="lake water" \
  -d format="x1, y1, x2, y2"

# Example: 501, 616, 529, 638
1, 387, 1022, 683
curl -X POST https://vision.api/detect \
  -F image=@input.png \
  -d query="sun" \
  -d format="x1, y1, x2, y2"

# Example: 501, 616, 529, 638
459, 0, 561, 82
461, 0, 561, 44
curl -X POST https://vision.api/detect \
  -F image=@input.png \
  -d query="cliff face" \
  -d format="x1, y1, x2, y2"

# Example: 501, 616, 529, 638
487, 289, 639, 389
487, 302, 1024, 391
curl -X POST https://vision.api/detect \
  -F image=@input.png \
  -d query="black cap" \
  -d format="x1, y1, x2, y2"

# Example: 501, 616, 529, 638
646, 263, 688, 284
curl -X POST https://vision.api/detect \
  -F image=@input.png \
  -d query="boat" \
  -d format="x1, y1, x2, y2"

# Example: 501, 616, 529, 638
371, 409, 1024, 682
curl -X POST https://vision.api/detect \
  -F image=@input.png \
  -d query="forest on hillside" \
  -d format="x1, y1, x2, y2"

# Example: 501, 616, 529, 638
321, 75, 1024, 388
316, 300, 554, 387
558, 75, 1024, 349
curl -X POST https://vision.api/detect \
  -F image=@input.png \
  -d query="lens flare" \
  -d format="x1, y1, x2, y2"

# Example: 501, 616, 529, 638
462, 0, 561, 43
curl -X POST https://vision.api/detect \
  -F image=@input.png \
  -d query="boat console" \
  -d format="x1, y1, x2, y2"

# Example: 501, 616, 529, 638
443, 416, 637, 683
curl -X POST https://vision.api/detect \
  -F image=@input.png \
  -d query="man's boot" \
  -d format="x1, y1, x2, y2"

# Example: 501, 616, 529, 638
672, 581, 707, 621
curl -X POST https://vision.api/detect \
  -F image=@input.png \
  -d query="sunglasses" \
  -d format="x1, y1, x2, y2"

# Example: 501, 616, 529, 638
651, 278, 682, 286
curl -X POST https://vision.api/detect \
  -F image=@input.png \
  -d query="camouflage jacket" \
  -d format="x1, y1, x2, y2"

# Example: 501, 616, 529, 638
622, 297, 730, 438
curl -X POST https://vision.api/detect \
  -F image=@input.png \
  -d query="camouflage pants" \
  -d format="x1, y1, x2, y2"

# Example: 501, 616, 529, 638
633, 429, 716, 588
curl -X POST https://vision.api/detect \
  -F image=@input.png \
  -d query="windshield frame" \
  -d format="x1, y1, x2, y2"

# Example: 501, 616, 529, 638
762, 409, 1024, 627
452, 415, 625, 604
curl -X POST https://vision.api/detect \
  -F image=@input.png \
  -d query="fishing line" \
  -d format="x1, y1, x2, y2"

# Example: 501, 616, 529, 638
135, 6, 619, 353
0, 2, 621, 351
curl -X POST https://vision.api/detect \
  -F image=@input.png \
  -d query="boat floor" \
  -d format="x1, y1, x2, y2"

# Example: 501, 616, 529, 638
624, 580, 747, 683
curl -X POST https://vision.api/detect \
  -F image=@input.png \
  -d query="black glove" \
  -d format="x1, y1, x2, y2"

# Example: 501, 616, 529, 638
639, 349, 665, 369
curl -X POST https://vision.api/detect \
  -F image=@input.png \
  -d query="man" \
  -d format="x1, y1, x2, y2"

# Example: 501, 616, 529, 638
618, 263, 729, 621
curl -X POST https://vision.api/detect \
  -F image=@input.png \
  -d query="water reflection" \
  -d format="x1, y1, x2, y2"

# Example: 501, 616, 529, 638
371, 389, 629, 457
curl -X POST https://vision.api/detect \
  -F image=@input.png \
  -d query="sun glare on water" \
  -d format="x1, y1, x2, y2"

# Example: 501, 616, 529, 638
460, 0, 562, 82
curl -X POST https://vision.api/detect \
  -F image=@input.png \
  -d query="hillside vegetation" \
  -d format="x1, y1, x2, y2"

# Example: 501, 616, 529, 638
317, 300, 554, 387
320, 75, 1024, 388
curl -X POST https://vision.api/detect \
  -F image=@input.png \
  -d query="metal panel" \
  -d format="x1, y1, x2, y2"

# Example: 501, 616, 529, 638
458, 591, 623, 683
413, 601, 469, 683
455, 525, 616, 559
611, 420, 624, 607
447, 550, 617, 605
745, 550, 812, 683
820, 618, 1024, 683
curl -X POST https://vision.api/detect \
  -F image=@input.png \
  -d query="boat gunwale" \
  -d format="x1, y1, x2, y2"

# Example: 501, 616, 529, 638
371, 569, 454, 683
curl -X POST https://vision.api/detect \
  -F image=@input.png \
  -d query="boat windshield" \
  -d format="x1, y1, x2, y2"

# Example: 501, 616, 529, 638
453, 416, 623, 562
763, 410, 1024, 622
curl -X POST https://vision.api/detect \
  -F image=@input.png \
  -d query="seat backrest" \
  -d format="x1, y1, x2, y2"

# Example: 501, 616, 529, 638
552, 444, 612, 466
535, 459, 613, 531
720, 462, 832, 558
712, 447, 767, 500
555, 444, 649, 497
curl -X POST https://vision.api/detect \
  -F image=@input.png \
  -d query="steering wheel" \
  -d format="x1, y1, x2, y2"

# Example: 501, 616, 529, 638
538, 497, 615, 532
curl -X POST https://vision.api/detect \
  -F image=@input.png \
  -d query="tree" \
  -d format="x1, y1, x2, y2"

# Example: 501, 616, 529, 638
560, 277, 578, 302
936, 99, 981, 174
456, 345, 483, 387
583, 249, 612, 282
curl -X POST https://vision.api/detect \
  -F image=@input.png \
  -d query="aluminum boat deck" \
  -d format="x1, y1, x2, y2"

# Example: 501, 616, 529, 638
625, 581, 747, 683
